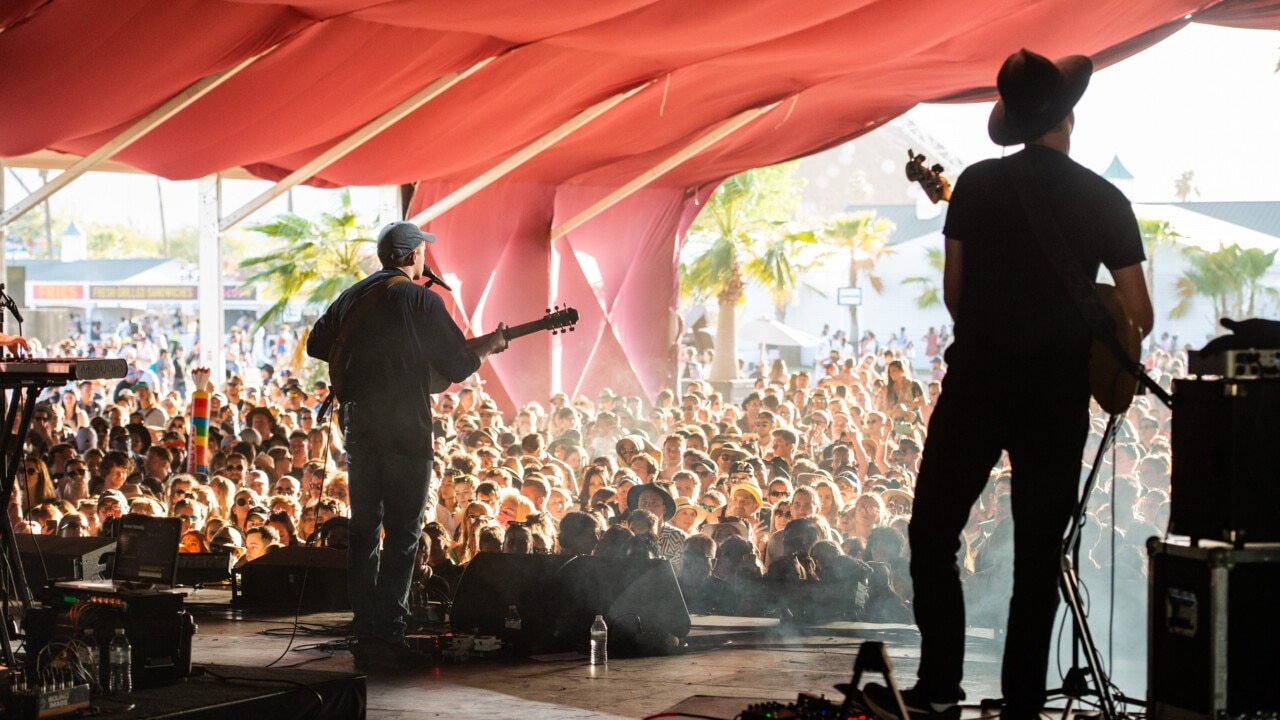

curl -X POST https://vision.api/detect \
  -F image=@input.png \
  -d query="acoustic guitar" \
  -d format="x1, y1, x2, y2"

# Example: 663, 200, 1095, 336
427, 305, 579, 393
906, 150, 1141, 413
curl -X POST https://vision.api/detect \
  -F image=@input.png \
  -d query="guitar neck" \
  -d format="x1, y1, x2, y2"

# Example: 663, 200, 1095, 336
502, 319, 549, 342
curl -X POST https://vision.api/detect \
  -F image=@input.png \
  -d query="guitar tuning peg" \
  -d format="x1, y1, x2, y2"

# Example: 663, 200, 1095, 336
545, 308, 552, 314
569, 326, 575, 332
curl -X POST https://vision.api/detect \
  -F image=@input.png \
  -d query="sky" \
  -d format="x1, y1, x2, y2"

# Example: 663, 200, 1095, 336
3, 22, 1278, 239
908, 23, 1280, 203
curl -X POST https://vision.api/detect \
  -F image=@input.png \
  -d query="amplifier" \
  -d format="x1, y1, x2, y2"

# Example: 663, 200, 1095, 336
1147, 539, 1280, 720
25, 587, 194, 689
1170, 378, 1280, 543
1188, 348, 1280, 379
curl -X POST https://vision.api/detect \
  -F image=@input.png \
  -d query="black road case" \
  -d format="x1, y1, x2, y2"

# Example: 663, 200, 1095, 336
1148, 539, 1280, 720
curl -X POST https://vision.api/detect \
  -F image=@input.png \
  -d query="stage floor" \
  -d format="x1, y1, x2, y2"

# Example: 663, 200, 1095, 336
182, 589, 1021, 720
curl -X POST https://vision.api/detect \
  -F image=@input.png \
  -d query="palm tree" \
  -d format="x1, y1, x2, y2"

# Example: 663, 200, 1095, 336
1137, 217, 1180, 322
822, 211, 895, 341
680, 163, 809, 381
1173, 170, 1200, 202
901, 246, 945, 309
239, 188, 377, 330
1170, 243, 1279, 321
744, 222, 821, 322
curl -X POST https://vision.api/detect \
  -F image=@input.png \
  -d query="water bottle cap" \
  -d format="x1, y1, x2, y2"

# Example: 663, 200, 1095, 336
115, 628, 125, 635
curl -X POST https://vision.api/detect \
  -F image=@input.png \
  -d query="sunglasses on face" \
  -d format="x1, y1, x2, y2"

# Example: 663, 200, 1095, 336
769, 490, 788, 497
228, 465, 245, 471
236, 497, 252, 506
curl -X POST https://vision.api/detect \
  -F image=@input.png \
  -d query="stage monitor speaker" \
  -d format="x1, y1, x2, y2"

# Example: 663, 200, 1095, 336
450, 553, 569, 638
1171, 378, 1280, 543
15, 535, 116, 589
235, 546, 349, 611
550, 556, 691, 648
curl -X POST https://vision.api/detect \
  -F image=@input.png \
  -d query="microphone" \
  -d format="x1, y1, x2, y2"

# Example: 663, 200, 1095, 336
422, 265, 452, 292
2, 293, 22, 324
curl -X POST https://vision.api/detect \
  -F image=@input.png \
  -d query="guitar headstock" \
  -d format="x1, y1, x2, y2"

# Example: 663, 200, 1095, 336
905, 148, 951, 204
542, 305, 579, 335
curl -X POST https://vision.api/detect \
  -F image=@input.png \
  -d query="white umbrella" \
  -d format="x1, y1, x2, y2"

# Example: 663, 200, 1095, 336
738, 317, 822, 347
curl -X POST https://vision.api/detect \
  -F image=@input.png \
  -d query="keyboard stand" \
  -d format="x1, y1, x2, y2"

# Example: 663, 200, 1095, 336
0, 384, 42, 666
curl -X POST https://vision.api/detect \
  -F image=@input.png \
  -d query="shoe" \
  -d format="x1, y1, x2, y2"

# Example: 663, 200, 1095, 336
350, 637, 374, 671
357, 639, 434, 673
862, 683, 961, 720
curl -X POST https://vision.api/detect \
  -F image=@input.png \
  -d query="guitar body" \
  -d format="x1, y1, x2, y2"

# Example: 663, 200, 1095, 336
428, 337, 485, 394
1089, 283, 1142, 415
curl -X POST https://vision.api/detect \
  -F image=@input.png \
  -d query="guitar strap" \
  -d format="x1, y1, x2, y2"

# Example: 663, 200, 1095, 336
1002, 153, 1137, 370
327, 273, 409, 402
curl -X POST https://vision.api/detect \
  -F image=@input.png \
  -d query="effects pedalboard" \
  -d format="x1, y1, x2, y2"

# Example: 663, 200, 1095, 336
2, 671, 91, 719
738, 692, 875, 720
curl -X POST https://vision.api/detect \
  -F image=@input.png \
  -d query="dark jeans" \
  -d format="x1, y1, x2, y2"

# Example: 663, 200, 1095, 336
909, 368, 1088, 716
343, 402, 433, 643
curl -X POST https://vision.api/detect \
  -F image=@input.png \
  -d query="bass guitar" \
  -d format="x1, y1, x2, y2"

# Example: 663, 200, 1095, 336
906, 150, 1141, 414
427, 305, 579, 393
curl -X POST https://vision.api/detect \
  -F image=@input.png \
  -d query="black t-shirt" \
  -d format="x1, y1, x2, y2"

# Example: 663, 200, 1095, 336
941, 145, 1144, 373
307, 267, 481, 458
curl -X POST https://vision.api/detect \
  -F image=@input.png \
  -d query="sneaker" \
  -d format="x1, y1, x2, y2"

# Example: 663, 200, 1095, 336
863, 682, 961, 720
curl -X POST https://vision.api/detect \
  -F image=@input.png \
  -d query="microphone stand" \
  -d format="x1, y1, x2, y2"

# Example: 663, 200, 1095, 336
1047, 357, 1171, 720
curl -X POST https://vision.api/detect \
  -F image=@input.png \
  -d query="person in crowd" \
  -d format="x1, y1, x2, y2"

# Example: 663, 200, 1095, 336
242, 525, 281, 564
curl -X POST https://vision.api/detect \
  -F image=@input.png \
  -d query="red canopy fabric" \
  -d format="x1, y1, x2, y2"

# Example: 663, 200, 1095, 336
3, 0, 1277, 404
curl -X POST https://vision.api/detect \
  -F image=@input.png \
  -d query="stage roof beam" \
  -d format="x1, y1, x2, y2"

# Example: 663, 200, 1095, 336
407, 80, 653, 227
0, 49, 273, 227
219, 57, 496, 232
550, 100, 782, 240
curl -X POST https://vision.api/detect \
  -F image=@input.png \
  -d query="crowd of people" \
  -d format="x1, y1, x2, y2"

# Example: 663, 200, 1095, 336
8, 314, 1183, 630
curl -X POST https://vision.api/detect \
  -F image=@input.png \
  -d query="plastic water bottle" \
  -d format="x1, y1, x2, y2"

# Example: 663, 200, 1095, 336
504, 604, 522, 631
589, 615, 608, 665
108, 628, 132, 694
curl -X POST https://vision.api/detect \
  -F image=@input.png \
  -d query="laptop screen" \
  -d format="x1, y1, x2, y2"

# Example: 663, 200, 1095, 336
112, 513, 181, 587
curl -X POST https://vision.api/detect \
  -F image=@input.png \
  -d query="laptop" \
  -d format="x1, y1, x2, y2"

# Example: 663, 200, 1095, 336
55, 514, 183, 595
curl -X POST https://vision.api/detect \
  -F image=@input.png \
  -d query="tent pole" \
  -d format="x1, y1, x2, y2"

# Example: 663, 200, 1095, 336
549, 100, 782, 240
219, 56, 498, 232
0, 48, 275, 227
197, 174, 226, 386
407, 80, 653, 227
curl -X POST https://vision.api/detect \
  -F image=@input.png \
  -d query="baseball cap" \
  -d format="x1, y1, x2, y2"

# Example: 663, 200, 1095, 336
377, 222, 436, 264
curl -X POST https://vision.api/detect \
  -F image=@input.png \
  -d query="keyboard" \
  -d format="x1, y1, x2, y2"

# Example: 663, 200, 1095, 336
0, 357, 128, 386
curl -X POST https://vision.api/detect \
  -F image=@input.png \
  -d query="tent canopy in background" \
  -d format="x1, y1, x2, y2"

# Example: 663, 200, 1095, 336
3, 0, 1278, 406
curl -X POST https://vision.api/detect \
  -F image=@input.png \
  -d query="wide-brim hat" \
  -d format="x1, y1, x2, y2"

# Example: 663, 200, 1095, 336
673, 497, 708, 526
628, 483, 676, 522
988, 49, 1092, 146
616, 434, 660, 463
464, 427, 498, 449
710, 442, 748, 463
881, 487, 915, 509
